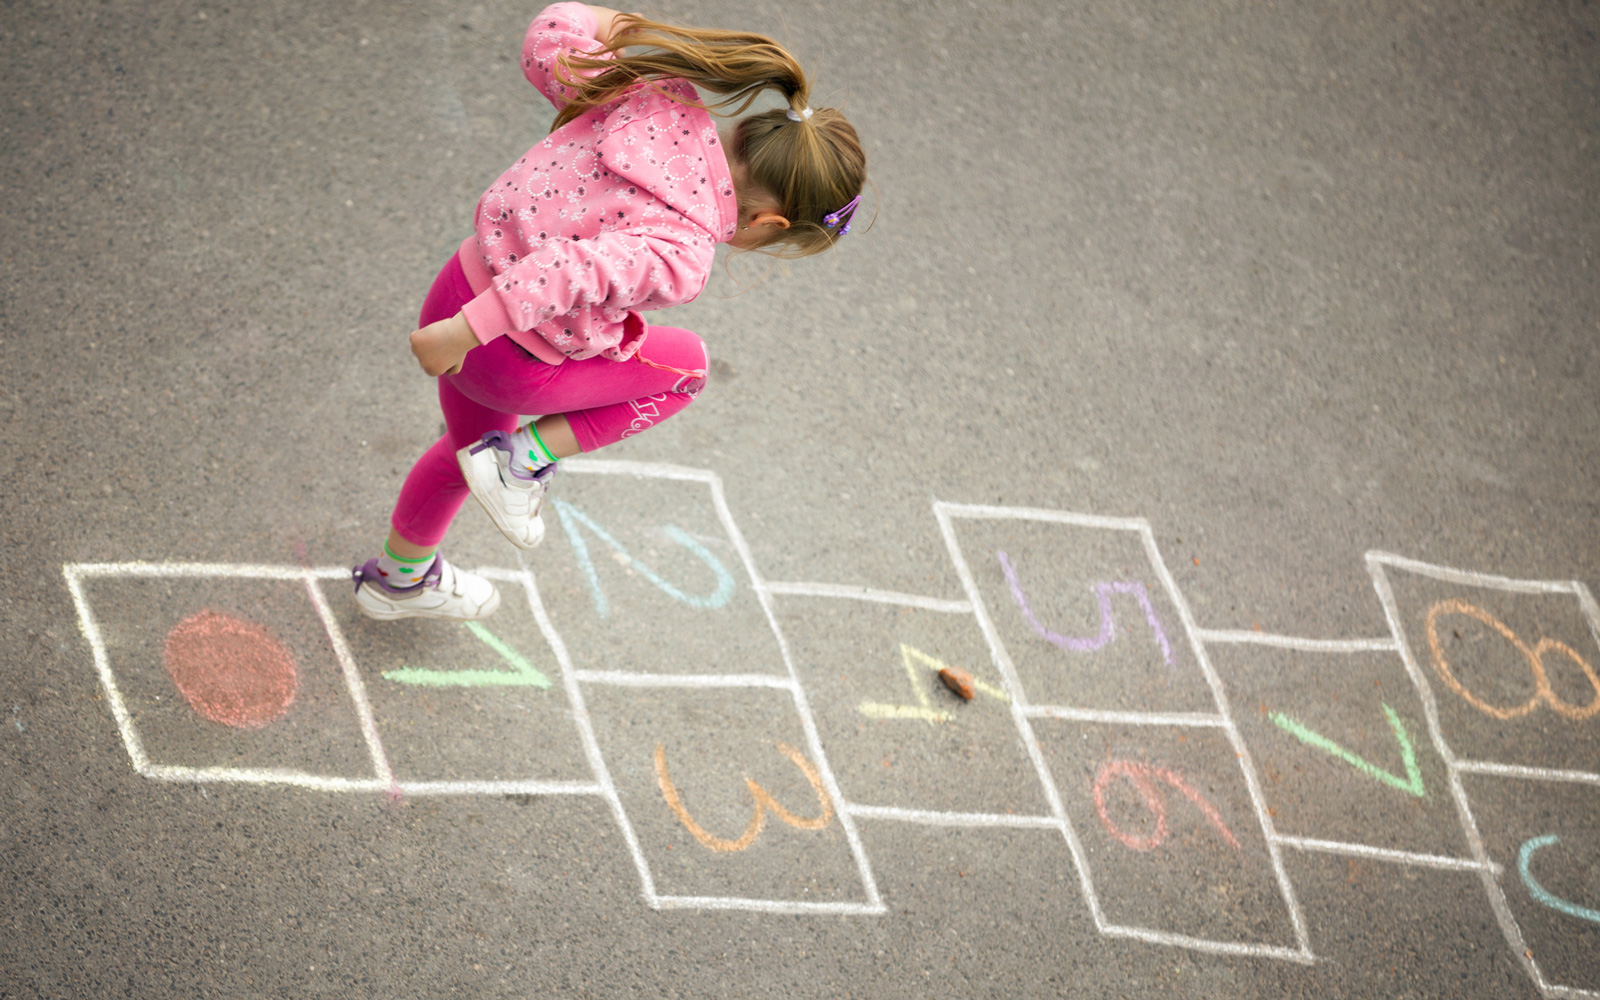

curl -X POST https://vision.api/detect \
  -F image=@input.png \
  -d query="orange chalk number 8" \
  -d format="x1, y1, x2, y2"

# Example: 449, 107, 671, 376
1425, 599, 1600, 722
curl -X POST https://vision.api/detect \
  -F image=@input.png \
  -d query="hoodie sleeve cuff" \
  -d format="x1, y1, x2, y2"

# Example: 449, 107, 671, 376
460, 289, 515, 346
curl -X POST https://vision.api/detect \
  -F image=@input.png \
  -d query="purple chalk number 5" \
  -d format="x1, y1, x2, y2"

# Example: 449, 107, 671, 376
997, 551, 1175, 666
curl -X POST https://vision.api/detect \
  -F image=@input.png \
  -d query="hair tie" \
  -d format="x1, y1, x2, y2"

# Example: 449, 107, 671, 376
785, 107, 813, 123
823, 194, 862, 236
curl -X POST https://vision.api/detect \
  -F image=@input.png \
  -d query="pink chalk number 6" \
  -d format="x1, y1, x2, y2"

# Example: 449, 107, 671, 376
1092, 760, 1241, 852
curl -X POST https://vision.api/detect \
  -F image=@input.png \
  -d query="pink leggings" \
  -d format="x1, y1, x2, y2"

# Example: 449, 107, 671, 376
391, 255, 706, 547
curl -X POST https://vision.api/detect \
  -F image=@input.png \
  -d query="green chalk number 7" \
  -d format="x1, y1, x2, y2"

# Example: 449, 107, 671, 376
383, 621, 553, 689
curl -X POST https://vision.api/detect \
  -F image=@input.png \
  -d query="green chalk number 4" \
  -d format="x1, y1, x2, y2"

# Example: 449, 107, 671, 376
383, 621, 553, 689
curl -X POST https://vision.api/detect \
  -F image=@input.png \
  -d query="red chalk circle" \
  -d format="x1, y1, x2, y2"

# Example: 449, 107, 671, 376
162, 610, 299, 729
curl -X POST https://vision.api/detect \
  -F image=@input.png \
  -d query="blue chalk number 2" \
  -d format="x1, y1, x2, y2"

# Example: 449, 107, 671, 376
553, 499, 736, 618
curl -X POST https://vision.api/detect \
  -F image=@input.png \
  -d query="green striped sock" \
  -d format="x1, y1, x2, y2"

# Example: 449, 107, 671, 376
507, 421, 559, 479
376, 543, 435, 588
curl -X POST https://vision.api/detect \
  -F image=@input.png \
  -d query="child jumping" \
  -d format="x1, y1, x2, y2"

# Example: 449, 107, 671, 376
352, 3, 865, 621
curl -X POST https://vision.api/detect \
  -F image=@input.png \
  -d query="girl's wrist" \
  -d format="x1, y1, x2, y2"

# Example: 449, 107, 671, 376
587, 6, 627, 46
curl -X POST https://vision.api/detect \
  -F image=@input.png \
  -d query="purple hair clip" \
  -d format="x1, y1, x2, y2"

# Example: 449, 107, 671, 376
823, 194, 862, 236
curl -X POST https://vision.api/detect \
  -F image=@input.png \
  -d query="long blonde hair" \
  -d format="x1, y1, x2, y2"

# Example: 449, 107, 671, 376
553, 16, 866, 257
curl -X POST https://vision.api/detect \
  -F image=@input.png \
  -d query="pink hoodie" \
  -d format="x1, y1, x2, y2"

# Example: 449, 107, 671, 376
456, 2, 740, 365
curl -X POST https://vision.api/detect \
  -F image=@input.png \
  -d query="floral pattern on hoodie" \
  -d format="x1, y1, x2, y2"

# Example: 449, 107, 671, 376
456, 2, 739, 365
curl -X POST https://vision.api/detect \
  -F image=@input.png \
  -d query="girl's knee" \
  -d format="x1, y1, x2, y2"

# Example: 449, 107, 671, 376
641, 326, 708, 394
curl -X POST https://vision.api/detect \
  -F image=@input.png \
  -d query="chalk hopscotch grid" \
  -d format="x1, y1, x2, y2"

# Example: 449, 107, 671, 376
555, 459, 887, 916
62, 461, 886, 917
934, 501, 1314, 965
61, 465, 1592, 979
61, 561, 607, 799
1369, 551, 1600, 1000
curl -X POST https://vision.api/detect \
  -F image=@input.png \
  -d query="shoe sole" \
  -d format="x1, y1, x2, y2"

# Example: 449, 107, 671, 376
457, 447, 545, 551
356, 585, 502, 622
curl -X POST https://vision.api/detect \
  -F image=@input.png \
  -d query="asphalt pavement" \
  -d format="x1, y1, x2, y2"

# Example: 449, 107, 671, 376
2, 0, 1598, 997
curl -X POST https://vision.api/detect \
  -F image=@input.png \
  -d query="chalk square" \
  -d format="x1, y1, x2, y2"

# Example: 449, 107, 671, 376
75, 570, 376, 781
775, 594, 1052, 818
1033, 718, 1300, 950
1373, 558, 1600, 776
1287, 850, 1533, 997
533, 464, 786, 677
943, 510, 1217, 714
582, 684, 873, 907
1208, 643, 1470, 859
328, 575, 592, 786
1460, 772, 1600, 994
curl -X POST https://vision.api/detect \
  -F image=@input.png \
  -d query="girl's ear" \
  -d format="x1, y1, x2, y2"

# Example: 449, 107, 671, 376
750, 210, 790, 231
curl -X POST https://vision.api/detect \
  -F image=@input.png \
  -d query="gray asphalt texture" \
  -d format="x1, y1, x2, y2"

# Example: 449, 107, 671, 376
3, 0, 1598, 997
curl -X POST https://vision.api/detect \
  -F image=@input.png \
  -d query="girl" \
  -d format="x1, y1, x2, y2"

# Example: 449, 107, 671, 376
352, 3, 865, 620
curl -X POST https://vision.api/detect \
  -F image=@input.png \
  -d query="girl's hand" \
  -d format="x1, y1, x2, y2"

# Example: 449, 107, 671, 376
409, 313, 480, 376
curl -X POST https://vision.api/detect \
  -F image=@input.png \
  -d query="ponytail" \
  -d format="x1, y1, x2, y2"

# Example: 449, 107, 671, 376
554, 16, 866, 258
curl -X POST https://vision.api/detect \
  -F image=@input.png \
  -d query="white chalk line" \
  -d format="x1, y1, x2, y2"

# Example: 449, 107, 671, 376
843, 803, 1061, 830
518, 565, 661, 905
1271, 835, 1497, 874
571, 669, 795, 690
1453, 761, 1600, 787
136, 765, 604, 798
142, 765, 386, 791
1367, 556, 1546, 994
477, 567, 534, 583
1577, 583, 1600, 659
397, 779, 604, 797
304, 574, 395, 788
1102, 924, 1314, 965
67, 560, 350, 581
1194, 629, 1399, 653
934, 501, 1148, 534
760, 580, 973, 614
66, 560, 530, 583
62, 565, 152, 774
1366, 551, 1580, 597
1021, 706, 1227, 729
708, 468, 885, 912
934, 502, 1109, 931
1366, 557, 1463, 774
1140, 524, 1314, 957
562, 456, 716, 484
649, 894, 887, 916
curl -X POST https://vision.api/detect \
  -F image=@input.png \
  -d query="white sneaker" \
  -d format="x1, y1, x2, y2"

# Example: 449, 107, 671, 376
352, 555, 500, 621
456, 430, 554, 551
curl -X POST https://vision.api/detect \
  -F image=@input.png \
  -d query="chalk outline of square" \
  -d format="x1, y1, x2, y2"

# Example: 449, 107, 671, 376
1369, 550, 1600, 999
545, 457, 786, 681
546, 459, 886, 916
1192, 627, 1492, 875
935, 501, 1313, 963
63, 561, 605, 800
760, 580, 1063, 831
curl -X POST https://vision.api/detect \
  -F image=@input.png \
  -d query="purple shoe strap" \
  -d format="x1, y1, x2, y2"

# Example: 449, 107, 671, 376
505, 456, 561, 485
469, 430, 513, 457
353, 556, 441, 595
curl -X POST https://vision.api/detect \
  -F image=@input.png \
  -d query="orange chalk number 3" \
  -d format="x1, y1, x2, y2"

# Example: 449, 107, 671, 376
654, 742, 833, 853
